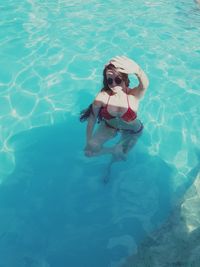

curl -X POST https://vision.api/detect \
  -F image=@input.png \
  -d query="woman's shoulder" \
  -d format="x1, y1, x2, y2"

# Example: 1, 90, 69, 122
94, 90, 109, 103
126, 87, 134, 94
127, 87, 139, 98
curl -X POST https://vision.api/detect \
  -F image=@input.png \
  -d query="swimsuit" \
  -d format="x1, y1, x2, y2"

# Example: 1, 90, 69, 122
100, 92, 137, 122
100, 91, 143, 134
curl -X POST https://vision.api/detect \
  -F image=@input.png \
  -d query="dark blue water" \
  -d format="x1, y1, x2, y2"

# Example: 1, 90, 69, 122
0, 115, 177, 267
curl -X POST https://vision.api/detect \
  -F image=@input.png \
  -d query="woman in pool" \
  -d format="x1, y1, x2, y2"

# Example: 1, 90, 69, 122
80, 56, 149, 160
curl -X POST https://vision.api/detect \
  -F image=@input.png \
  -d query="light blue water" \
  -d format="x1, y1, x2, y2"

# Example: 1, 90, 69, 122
0, 0, 200, 266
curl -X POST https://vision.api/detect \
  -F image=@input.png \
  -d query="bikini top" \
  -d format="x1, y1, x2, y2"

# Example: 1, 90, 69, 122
100, 91, 137, 122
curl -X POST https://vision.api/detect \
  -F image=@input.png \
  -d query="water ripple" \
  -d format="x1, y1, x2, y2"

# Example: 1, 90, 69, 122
0, 0, 199, 185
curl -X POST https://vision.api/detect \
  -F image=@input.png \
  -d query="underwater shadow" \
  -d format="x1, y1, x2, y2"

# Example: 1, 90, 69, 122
0, 115, 176, 267
121, 149, 200, 267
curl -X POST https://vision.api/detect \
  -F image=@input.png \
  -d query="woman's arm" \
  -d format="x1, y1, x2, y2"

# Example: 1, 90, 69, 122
85, 93, 104, 149
86, 103, 100, 144
110, 56, 149, 99
130, 68, 149, 99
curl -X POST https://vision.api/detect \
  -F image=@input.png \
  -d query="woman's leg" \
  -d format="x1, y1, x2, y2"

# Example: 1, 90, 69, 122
117, 129, 143, 155
85, 121, 118, 157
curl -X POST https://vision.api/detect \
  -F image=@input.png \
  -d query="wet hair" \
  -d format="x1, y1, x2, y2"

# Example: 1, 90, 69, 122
79, 63, 130, 122
80, 103, 94, 122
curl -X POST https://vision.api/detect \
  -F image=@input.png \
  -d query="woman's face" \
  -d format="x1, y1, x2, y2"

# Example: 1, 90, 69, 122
106, 69, 126, 93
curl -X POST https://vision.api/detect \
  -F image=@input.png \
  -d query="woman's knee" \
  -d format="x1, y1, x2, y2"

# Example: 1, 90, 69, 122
87, 139, 102, 153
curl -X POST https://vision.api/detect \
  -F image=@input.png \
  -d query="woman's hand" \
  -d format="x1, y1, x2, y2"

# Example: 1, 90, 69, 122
84, 144, 94, 157
110, 56, 140, 75
84, 149, 94, 157
84, 140, 100, 157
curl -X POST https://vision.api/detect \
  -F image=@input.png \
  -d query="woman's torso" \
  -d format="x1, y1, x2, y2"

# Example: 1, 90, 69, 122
99, 89, 142, 131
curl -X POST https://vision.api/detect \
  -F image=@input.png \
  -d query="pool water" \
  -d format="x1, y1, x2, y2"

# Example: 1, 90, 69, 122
0, 0, 200, 266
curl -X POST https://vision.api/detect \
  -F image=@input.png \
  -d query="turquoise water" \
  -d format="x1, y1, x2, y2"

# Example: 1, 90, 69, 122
0, 0, 200, 266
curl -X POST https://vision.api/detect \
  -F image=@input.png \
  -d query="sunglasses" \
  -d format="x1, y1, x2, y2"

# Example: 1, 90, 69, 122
107, 76, 122, 85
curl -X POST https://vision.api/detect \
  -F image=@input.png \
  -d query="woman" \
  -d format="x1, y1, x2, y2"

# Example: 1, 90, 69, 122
80, 56, 149, 160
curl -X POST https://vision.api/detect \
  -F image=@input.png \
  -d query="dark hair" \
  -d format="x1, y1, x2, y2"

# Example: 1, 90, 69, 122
80, 103, 93, 122
79, 63, 130, 122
